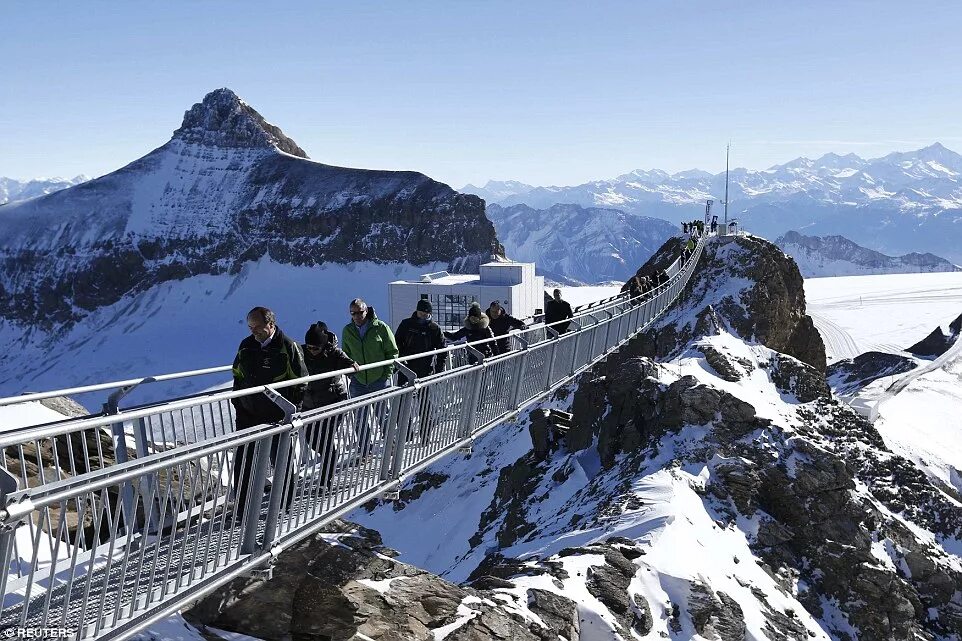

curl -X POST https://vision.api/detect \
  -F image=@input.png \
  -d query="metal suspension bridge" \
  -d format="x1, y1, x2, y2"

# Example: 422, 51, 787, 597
0, 234, 706, 640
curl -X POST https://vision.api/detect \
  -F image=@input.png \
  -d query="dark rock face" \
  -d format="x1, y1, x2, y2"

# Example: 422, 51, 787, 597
766, 353, 831, 402
0, 89, 502, 328
688, 583, 746, 641
187, 521, 579, 641
906, 311, 962, 357
624, 235, 827, 372
826, 351, 917, 396
175, 88, 309, 157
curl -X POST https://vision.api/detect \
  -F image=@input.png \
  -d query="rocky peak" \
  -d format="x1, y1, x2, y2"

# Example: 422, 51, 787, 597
623, 234, 827, 372
172, 88, 308, 157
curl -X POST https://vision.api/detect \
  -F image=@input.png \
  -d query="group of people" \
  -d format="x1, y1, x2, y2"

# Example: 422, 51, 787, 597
227, 292, 563, 519
627, 269, 669, 302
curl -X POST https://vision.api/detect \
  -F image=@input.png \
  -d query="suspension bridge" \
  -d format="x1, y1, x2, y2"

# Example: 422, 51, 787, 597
0, 234, 706, 640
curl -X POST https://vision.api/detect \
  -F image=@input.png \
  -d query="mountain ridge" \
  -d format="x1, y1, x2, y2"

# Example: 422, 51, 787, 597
0, 88, 500, 328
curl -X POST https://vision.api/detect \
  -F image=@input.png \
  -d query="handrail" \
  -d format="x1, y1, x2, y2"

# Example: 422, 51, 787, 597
0, 233, 707, 641
0, 291, 639, 412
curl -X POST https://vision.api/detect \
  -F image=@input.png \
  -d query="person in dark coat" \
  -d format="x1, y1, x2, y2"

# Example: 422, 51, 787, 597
231, 306, 309, 519
545, 289, 574, 334
444, 302, 497, 363
395, 299, 446, 383
395, 299, 447, 441
300, 321, 358, 490
486, 301, 527, 354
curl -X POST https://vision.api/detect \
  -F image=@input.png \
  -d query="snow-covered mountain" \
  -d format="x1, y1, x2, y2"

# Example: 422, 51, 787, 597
339, 235, 962, 640
0, 88, 499, 401
478, 144, 962, 264
461, 179, 536, 203
0, 175, 87, 205
486, 203, 678, 283
776, 230, 961, 277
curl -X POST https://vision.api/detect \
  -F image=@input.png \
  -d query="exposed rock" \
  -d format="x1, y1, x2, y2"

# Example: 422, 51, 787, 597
688, 583, 746, 641
826, 351, 916, 396
767, 353, 831, 402
700, 344, 744, 382
527, 589, 580, 641
906, 311, 962, 357
624, 235, 826, 372
38, 395, 89, 418
187, 521, 572, 641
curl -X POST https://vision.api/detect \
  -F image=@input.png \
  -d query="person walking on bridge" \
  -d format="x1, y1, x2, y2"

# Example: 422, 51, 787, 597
395, 299, 446, 441
395, 299, 446, 383
486, 301, 527, 354
444, 302, 497, 363
545, 289, 574, 334
230, 306, 308, 519
301, 321, 359, 489
342, 298, 398, 456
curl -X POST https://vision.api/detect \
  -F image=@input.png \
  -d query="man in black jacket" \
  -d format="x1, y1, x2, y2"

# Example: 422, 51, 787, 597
231, 306, 309, 519
394, 299, 446, 384
395, 299, 446, 441
545, 289, 574, 334
486, 301, 527, 353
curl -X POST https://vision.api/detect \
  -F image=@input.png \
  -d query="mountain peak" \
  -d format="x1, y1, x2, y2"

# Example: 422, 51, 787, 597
172, 88, 308, 158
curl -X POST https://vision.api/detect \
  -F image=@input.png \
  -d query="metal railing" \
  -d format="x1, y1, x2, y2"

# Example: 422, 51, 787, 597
0, 234, 706, 640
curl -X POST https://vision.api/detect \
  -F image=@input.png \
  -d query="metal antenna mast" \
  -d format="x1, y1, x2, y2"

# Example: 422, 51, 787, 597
724, 142, 730, 227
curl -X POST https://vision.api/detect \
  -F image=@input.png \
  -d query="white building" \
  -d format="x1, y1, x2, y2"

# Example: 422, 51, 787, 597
388, 261, 545, 331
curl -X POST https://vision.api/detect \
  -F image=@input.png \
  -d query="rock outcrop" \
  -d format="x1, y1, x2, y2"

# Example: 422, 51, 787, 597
187, 521, 580, 641
907, 311, 962, 357
623, 234, 826, 372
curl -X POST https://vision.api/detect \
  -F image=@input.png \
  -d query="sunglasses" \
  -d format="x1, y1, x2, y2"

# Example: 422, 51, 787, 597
350, 310, 365, 317
305, 345, 322, 352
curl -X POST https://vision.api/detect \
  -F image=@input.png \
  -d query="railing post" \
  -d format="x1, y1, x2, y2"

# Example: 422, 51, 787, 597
382, 362, 418, 481
507, 336, 530, 409
459, 352, 487, 440
134, 417, 160, 533
261, 419, 298, 550
240, 435, 273, 555
568, 323, 583, 374
389, 386, 417, 480
0, 468, 21, 601
241, 385, 297, 554
103, 393, 137, 536
543, 329, 560, 390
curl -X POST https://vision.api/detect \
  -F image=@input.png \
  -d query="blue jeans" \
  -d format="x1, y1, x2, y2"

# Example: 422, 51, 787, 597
348, 377, 392, 456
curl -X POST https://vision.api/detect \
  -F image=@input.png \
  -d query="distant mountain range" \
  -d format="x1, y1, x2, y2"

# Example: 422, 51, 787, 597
487, 203, 677, 284
463, 143, 962, 263
0, 175, 88, 205
775, 230, 961, 277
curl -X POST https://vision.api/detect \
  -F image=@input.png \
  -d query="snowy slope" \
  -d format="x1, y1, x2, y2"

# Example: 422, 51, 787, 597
805, 271, 962, 361
487, 203, 678, 283
805, 271, 962, 505
0, 259, 449, 408
351, 329, 962, 640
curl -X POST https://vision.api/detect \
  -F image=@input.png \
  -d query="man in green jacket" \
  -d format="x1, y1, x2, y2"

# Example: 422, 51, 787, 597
342, 298, 399, 456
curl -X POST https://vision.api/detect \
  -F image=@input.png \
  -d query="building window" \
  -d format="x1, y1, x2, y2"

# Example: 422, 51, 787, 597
428, 293, 478, 331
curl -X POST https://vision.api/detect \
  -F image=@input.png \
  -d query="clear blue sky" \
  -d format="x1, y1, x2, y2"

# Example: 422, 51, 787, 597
3, 1, 961, 188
